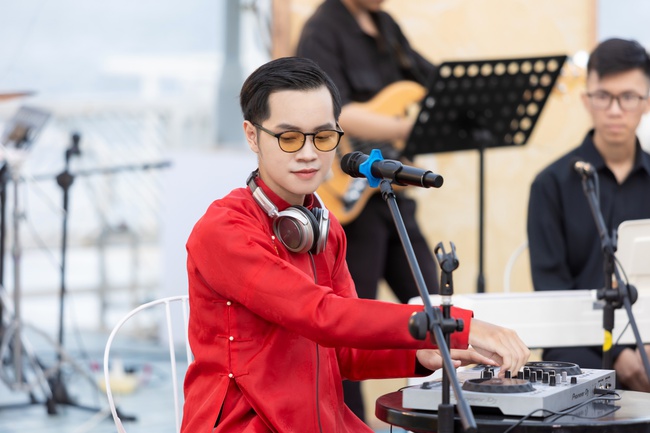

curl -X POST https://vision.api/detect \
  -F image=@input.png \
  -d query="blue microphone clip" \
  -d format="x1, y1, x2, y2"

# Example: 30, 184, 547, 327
358, 148, 384, 188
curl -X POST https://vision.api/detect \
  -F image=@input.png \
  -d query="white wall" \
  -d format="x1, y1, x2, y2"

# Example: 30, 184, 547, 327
160, 148, 257, 299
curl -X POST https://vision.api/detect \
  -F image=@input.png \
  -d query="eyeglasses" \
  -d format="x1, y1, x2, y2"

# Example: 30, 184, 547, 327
253, 123, 344, 153
586, 91, 648, 111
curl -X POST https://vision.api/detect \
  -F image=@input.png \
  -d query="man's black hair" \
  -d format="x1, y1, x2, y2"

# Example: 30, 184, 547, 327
587, 38, 650, 80
239, 56, 342, 124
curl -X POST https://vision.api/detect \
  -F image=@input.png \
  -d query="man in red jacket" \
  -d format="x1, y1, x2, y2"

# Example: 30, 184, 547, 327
181, 56, 530, 432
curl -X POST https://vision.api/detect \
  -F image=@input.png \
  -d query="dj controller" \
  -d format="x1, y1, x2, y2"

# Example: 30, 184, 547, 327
402, 361, 615, 417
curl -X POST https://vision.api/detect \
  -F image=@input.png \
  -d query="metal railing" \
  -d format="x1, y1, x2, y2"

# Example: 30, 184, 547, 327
0, 96, 213, 329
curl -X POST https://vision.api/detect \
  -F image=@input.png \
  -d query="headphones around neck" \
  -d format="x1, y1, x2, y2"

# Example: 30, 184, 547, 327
247, 171, 329, 254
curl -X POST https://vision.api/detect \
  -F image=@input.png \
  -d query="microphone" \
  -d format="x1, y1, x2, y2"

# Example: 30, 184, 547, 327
573, 160, 595, 177
340, 150, 443, 188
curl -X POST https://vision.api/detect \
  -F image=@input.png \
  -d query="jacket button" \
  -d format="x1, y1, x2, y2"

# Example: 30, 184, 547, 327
227, 301, 232, 306
229, 336, 234, 341
228, 373, 234, 378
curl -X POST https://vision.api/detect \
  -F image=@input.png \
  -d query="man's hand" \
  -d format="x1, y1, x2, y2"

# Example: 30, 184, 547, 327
416, 347, 499, 372
467, 319, 530, 377
614, 345, 650, 392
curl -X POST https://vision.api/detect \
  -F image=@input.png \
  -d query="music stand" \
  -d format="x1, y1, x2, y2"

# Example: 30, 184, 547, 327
0, 105, 51, 409
1, 105, 51, 327
404, 55, 567, 293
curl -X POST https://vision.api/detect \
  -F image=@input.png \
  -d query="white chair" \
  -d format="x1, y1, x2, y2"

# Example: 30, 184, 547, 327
503, 240, 529, 292
103, 295, 191, 433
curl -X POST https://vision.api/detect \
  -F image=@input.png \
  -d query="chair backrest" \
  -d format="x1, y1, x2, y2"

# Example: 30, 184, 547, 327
503, 240, 529, 292
103, 295, 191, 433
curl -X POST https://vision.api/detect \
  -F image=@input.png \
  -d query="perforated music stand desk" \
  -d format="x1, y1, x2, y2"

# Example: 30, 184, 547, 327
404, 55, 567, 293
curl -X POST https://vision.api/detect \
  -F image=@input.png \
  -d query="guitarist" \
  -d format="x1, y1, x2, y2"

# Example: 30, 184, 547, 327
297, 0, 440, 423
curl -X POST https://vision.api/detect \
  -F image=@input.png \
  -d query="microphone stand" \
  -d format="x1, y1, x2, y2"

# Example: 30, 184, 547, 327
41, 132, 170, 416
377, 178, 476, 433
433, 241, 463, 433
46, 132, 93, 413
0, 164, 7, 330
578, 169, 650, 380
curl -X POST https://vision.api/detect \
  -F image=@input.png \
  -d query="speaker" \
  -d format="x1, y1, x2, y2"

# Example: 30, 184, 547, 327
247, 171, 329, 254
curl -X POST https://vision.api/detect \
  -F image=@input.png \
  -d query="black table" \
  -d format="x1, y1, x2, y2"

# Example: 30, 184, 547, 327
376, 389, 650, 432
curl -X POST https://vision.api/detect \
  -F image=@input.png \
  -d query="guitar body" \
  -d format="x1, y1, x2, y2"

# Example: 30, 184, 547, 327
317, 81, 426, 225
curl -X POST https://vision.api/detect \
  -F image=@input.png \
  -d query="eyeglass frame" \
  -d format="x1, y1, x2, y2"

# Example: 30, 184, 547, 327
252, 122, 344, 153
585, 90, 649, 111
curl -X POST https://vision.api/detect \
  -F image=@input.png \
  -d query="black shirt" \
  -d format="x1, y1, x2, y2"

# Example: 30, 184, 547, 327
527, 130, 650, 292
296, 0, 436, 105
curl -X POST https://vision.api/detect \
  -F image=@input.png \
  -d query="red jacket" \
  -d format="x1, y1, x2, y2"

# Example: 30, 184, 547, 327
182, 179, 473, 432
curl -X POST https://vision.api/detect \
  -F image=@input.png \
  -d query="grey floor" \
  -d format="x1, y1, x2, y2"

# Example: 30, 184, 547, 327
0, 328, 405, 433
0, 328, 185, 433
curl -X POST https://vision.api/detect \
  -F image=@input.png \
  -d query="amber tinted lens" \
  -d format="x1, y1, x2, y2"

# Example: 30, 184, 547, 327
313, 130, 340, 151
278, 131, 305, 152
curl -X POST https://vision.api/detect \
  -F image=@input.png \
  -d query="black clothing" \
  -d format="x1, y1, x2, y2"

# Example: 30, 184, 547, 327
527, 130, 650, 370
344, 194, 439, 303
297, 0, 439, 422
297, 0, 436, 106
528, 130, 650, 292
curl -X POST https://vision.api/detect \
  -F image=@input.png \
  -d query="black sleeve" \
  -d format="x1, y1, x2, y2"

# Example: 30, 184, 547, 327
414, 357, 434, 376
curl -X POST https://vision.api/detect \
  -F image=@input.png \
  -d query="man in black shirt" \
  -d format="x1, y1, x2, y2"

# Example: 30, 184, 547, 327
527, 38, 650, 391
297, 0, 440, 422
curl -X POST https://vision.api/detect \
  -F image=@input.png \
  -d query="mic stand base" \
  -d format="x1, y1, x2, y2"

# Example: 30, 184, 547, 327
438, 404, 456, 433
45, 377, 137, 421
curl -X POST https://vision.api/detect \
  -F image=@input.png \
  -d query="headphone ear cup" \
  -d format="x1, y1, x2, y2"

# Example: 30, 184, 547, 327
274, 206, 320, 254
249, 172, 329, 255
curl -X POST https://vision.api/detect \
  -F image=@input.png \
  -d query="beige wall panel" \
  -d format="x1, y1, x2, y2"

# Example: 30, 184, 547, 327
287, 0, 595, 295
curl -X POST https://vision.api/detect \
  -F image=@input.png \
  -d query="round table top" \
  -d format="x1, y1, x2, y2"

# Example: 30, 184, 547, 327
376, 389, 650, 433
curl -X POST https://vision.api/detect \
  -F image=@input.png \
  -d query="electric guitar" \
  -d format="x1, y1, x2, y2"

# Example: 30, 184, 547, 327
317, 80, 426, 225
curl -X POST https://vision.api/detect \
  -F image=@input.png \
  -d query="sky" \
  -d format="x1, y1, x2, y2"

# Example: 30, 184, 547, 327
0, 0, 235, 97
0, 0, 649, 99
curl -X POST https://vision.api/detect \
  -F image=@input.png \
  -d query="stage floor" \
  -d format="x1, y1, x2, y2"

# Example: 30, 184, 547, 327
0, 329, 404, 433
0, 328, 185, 433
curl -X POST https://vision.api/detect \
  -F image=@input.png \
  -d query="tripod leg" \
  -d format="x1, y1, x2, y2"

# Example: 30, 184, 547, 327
0, 317, 56, 412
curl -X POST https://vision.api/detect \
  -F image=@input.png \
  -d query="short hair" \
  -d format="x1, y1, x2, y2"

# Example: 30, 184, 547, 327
239, 56, 342, 124
587, 38, 650, 80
